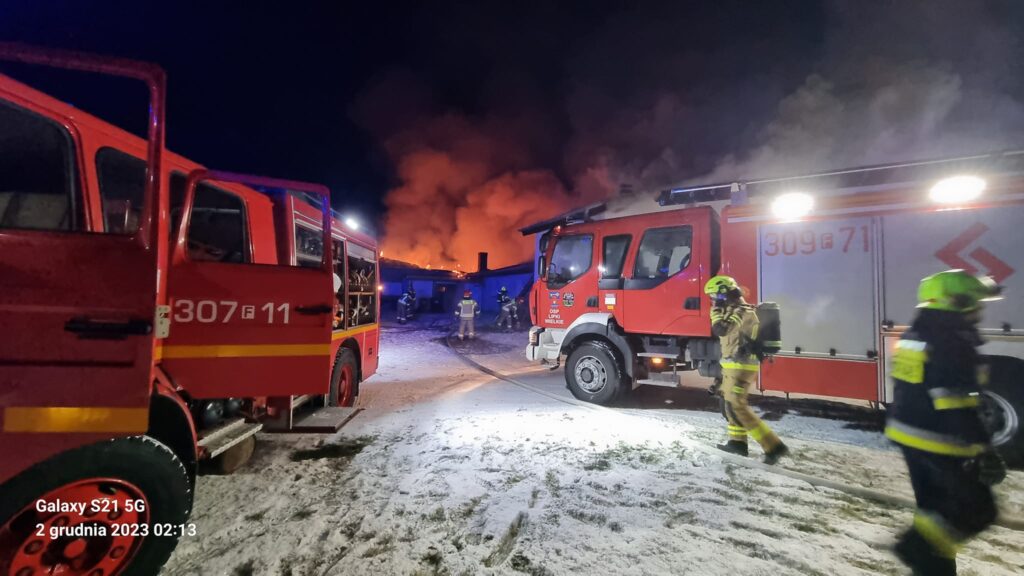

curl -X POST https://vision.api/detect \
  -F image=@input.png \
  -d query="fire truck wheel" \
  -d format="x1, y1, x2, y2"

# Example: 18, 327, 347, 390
566, 341, 624, 405
0, 435, 191, 576
330, 348, 358, 408
983, 356, 1024, 468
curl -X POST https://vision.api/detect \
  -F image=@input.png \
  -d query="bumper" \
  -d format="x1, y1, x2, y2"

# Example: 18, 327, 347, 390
526, 326, 561, 362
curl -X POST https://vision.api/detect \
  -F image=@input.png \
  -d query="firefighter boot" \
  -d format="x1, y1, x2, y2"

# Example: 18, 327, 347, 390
716, 440, 748, 457
763, 442, 789, 466
894, 529, 956, 576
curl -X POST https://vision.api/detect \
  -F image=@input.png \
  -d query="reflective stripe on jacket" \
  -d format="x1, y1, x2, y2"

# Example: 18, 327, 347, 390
711, 303, 758, 365
456, 299, 479, 318
886, 308, 990, 456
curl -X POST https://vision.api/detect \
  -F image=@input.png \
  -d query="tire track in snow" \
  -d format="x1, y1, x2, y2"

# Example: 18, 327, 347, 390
443, 333, 1024, 532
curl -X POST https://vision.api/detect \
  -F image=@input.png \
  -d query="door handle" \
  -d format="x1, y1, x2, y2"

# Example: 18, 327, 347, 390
64, 317, 152, 340
586, 296, 598, 308
295, 304, 333, 315
684, 297, 701, 310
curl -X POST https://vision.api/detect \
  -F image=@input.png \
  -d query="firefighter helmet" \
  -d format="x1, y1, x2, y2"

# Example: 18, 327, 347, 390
500, 286, 508, 293
704, 275, 739, 301
917, 269, 1002, 312
463, 290, 472, 298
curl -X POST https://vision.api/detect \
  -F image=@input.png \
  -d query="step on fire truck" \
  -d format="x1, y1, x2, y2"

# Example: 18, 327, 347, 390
0, 45, 380, 575
522, 153, 1024, 466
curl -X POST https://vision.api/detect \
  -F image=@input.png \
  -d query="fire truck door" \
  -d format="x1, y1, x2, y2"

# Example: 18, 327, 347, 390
0, 96, 157, 442
161, 171, 333, 399
621, 224, 704, 335
538, 233, 597, 329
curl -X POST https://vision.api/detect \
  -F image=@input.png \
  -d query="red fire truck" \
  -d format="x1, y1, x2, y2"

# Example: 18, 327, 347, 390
0, 45, 379, 575
523, 154, 1024, 465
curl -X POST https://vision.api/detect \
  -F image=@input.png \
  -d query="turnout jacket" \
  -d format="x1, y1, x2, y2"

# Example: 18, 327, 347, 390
885, 309, 991, 457
710, 303, 759, 370
455, 299, 480, 318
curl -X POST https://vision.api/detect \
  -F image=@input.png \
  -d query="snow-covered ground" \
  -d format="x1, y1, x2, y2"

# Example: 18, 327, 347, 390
164, 320, 1024, 576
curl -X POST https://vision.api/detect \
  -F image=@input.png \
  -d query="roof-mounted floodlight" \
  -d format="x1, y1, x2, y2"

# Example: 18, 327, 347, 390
929, 175, 986, 204
771, 192, 814, 220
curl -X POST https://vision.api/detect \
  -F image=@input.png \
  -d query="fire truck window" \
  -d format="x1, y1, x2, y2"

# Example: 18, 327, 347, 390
0, 101, 80, 231
96, 147, 145, 234
169, 173, 250, 263
332, 240, 345, 286
601, 234, 631, 278
294, 224, 323, 268
332, 240, 346, 328
633, 226, 692, 279
347, 242, 377, 326
547, 234, 593, 288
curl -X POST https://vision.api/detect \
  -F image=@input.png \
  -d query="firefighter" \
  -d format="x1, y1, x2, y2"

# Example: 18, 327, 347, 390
705, 275, 789, 464
887, 270, 1006, 575
455, 289, 480, 340
397, 287, 416, 324
396, 290, 410, 324
495, 286, 515, 330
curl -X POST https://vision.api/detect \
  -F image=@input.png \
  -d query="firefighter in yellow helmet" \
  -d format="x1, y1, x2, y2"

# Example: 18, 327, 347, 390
888, 270, 1005, 575
704, 275, 789, 464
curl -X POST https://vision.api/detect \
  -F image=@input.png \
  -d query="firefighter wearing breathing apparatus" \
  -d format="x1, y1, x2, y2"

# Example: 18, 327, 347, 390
397, 286, 417, 324
887, 270, 1006, 576
495, 286, 517, 330
704, 275, 789, 465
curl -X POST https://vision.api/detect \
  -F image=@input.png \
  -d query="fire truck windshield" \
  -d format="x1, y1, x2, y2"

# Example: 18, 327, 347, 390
547, 234, 593, 287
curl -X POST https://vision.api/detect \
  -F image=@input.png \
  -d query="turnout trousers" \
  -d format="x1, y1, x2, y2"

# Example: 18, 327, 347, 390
496, 307, 514, 329
896, 446, 997, 575
721, 366, 781, 452
458, 317, 476, 339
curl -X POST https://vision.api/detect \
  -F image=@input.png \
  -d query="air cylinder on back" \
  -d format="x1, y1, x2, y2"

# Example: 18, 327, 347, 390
755, 302, 782, 355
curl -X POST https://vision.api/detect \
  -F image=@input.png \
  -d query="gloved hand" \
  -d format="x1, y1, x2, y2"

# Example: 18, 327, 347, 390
977, 451, 1007, 486
708, 379, 722, 396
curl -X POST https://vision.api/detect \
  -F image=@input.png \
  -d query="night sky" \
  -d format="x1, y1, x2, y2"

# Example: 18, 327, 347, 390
0, 2, 820, 219
4, 1, 1022, 268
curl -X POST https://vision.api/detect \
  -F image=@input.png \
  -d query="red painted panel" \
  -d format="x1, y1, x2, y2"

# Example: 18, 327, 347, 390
537, 232, 599, 329
720, 205, 759, 302
760, 355, 879, 401
361, 327, 380, 379
0, 52, 164, 483
166, 357, 327, 399
618, 207, 712, 336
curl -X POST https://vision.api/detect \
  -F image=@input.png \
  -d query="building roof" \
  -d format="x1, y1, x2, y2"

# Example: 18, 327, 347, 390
465, 260, 533, 280
380, 259, 461, 282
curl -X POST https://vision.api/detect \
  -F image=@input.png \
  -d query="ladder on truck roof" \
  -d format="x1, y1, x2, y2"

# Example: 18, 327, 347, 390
519, 202, 608, 236
518, 150, 1024, 235
658, 149, 1024, 207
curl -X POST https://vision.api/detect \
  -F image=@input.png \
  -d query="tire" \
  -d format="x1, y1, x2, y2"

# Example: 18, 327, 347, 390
0, 435, 192, 576
982, 356, 1024, 468
565, 340, 625, 405
329, 347, 358, 408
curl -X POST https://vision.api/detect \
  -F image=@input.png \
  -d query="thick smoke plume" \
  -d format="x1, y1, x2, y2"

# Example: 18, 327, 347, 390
367, 110, 611, 270
363, 1, 1024, 269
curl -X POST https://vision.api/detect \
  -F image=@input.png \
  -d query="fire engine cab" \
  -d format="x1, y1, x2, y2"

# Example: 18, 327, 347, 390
523, 153, 1024, 466
0, 45, 379, 575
